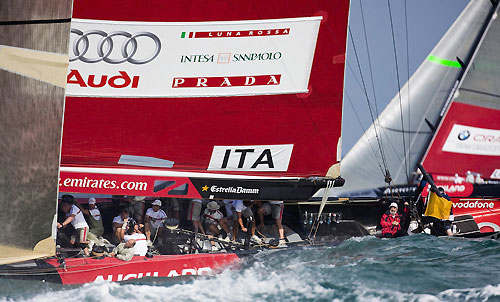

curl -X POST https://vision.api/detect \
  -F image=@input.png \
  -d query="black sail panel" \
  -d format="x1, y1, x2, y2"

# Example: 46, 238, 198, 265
0, 0, 71, 264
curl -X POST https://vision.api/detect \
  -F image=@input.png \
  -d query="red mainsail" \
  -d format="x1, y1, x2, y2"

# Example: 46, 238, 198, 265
60, 0, 349, 199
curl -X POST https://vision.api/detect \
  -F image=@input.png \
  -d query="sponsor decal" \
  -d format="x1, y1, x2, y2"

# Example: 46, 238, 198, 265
442, 124, 500, 156
232, 52, 282, 62
94, 267, 212, 282
422, 183, 474, 197
67, 17, 321, 97
210, 185, 260, 194
453, 201, 495, 209
59, 176, 148, 191
67, 70, 139, 89
95, 272, 158, 282
477, 222, 500, 232
180, 52, 282, 64
458, 130, 471, 141
491, 169, 500, 180
70, 29, 161, 64
172, 75, 280, 88
180, 54, 214, 63
382, 186, 416, 195
180, 28, 289, 39
208, 144, 293, 171
59, 171, 202, 198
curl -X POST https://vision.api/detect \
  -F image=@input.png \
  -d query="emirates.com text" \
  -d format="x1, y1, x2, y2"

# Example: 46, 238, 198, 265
59, 177, 148, 191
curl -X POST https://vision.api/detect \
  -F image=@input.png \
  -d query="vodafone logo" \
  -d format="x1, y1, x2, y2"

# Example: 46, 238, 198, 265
453, 201, 495, 209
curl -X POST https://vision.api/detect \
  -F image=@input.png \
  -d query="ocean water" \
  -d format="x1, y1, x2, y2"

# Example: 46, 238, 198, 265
1, 234, 500, 302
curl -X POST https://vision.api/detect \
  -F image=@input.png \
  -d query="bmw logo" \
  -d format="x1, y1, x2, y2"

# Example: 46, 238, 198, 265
458, 130, 471, 141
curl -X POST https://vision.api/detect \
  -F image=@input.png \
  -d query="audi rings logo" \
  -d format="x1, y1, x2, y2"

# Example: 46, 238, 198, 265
70, 29, 161, 64
458, 130, 471, 141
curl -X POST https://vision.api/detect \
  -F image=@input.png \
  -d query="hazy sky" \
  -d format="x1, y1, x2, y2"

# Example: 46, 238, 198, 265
342, 0, 469, 157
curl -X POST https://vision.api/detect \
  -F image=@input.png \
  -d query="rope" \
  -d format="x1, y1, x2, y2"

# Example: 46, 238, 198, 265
387, 0, 410, 185
309, 180, 334, 240
359, 0, 381, 120
152, 225, 160, 245
404, 0, 412, 186
345, 92, 385, 176
348, 27, 390, 177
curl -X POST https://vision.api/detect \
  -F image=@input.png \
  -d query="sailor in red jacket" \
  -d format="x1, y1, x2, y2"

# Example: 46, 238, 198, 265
380, 202, 402, 238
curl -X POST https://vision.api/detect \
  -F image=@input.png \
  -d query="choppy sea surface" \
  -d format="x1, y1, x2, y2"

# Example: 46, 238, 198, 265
1, 234, 500, 302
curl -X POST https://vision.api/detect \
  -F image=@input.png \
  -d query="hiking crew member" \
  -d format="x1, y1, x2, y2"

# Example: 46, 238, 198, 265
145, 199, 167, 245
81, 197, 104, 241
129, 196, 146, 225
124, 221, 148, 256
203, 201, 231, 250
380, 202, 402, 238
231, 200, 262, 243
58, 196, 90, 256
257, 201, 286, 245
187, 199, 205, 234
113, 208, 135, 243
111, 239, 136, 261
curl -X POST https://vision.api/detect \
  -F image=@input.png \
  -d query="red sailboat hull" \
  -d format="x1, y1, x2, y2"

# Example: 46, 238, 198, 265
41, 253, 239, 284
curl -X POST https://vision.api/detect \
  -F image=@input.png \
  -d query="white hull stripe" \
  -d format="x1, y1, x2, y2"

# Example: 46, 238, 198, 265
59, 166, 300, 180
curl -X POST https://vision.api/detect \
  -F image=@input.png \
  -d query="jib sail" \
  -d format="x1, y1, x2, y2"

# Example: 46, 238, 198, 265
59, 0, 350, 200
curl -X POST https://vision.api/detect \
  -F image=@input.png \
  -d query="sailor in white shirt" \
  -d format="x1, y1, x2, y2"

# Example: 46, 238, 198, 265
124, 222, 148, 256
58, 196, 90, 256
112, 208, 135, 243
145, 199, 167, 244
80, 197, 104, 240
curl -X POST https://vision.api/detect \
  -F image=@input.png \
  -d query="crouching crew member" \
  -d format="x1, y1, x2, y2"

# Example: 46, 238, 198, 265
58, 196, 90, 256
204, 201, 231, 250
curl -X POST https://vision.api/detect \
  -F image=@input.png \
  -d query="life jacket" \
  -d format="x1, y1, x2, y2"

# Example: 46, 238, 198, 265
380, 211, 401, 236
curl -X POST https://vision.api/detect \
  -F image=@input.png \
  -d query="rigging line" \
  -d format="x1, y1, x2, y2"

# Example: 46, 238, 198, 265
387, 0, 410, 185
347, 60, 403, 165
404, 0, 412, 182
0, 18, 71, 26
345, 92, 385, 176
348, 26, 389, 176
358, 0, 381, 118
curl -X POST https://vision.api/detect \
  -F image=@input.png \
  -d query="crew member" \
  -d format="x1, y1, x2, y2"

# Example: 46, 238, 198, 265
187, 199, 205, 234
58, 196, 90, 256
380, 202, 403, 238
204, 201, 231, 250
145, 199, 167, 245
124, 221, 148, 256
80, 197, 104, 241
113, 208, 135, 243
232, 200, 261, 243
